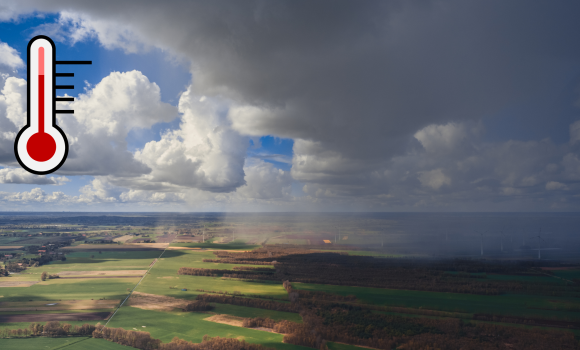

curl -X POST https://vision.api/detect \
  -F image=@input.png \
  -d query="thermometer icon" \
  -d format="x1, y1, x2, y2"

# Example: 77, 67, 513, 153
14, 35, 91, 175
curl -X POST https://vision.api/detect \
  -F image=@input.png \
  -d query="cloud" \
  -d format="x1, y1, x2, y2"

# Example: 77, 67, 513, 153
0, 76, 26, 163
7, 1, 580, 180
50, 70, 176, 176
2, 2, 580, 210
0, 188, 69, 203
0, 167, 69, 185
132, 87, 248, 192
119, 190, 185, 203
236, 159, 291, 199
417, 169, 451, 190
0, 68, 178, 178
0, 41, 24, 94
570, 120, 580, 144
546, 181, 567, 191
0, 41, 24, 71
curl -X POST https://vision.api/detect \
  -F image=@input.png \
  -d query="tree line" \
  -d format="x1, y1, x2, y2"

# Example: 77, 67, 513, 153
177, 267, 274, 279
183, 301, 213, 312
0, 321, 95, 338
0, 321, 277, 350
283, 301, 579, 350
275, 280, 580, 350
202, 247, 580, 297
192, 288, 287, 301
195, 293, 299, 313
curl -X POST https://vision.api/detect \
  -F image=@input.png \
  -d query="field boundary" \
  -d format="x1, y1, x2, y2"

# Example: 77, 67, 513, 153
103, 242, 172, 328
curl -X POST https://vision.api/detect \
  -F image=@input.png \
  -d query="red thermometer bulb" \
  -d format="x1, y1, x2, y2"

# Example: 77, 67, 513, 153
15, 36, 68, 175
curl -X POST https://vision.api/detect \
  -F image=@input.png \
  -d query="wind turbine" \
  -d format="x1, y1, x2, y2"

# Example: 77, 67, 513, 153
475, 230, 486, 256
531, 227, 546, 259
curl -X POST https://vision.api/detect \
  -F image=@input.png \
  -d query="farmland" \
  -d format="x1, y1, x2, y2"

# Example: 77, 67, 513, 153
0, 213, 579, 349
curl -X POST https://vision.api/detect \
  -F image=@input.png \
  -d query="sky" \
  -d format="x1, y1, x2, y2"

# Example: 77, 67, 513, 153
0, 0, 580, 212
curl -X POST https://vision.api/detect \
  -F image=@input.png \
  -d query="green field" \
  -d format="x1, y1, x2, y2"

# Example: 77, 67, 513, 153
0, 278, 134, 302
3, 250, 170, 284
46, 250, 176, 271
212, 303, 302, 323
0, 337, 137, 349
327, 342, 370, 350
551, 269, 580, 280
292, 282, 580, 321
0, 309, 113, 316
135, 250, 286, 299
1, 217, 578, 350
107, 306, 309, 350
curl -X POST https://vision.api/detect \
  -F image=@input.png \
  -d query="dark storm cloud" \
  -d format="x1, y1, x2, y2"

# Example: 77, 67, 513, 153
4, 0, 580, 209
8, 0, 580, 155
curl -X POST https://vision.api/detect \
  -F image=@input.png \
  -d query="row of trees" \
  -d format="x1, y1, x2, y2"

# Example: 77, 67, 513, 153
279, 302, 579, 350
276, 280, 580, 350
202, 248, 580, 297
93, 325, 161, 349
472, 313, 580, 329
192, 288, 287, 301
202, 259, 274, 265
183, 301, 213, 312
177, 267, 274, 278
40, 271, 59, 281
160, 335, 276, 350
241, 317, 277, 329
0, 321, 95, 338
231, 266, 274, 272
2, 321, 278, 350
195, 294, 299, 313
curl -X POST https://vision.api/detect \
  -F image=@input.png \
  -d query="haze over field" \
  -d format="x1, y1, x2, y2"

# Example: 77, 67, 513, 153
0, 1, 579, 211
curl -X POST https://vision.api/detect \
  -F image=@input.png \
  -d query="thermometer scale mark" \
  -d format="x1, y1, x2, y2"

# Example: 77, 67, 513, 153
14, 35, 91, 175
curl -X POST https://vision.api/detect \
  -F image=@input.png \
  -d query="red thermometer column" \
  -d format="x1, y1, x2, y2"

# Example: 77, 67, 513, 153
15, 36, 68, 175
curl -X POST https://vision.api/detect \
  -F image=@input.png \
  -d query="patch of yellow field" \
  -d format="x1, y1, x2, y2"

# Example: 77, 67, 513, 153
128, 292, 189, 311
323, 240, 332, 244
0, 281, 38, 287
113, 235, 133, 242
342, 235, 349, 240
204, 314, 245, 327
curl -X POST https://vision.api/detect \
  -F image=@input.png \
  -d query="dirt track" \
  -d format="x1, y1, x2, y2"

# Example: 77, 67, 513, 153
0, 312, 111, 322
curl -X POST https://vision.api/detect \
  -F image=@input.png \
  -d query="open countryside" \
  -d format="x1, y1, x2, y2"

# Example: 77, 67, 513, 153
0, 213, 578, 349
